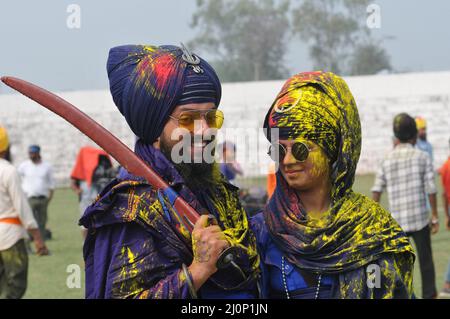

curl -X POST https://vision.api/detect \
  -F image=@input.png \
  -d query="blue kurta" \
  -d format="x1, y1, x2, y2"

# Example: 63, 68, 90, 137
251, 214, 335, 299
251, 213, 415, 299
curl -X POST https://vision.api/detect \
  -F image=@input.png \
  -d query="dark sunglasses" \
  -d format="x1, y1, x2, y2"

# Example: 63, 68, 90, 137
169, 109, 224, 132
267, 141, 311, 163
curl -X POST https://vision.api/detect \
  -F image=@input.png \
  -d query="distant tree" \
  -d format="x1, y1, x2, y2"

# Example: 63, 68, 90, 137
190, 0, 290, 82
291, 0, 391, 75
349, 42, 391, 75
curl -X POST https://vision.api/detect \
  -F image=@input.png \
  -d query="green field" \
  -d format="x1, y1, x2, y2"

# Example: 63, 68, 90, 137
23, 175, 449, 298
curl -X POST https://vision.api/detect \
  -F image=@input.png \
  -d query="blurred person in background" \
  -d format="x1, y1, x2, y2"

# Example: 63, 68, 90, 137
372, 113, 439, 299
219, 141, 243, 185
70, 146, 115, 239
18, 145, 55, 240
415, 116, 433, 215
0, 127, 48, 299
415, 116, 433, 161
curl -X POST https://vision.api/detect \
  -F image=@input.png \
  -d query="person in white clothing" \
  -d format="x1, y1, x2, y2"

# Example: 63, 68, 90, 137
0, 127, 48, 299
18, 145, 55, 240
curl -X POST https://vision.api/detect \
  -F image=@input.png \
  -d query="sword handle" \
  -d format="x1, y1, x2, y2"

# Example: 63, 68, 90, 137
216, 246, 247, 280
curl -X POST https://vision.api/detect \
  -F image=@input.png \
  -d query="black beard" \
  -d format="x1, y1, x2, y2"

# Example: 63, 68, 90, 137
160, 140, 220, 191
174, 161, 221, 191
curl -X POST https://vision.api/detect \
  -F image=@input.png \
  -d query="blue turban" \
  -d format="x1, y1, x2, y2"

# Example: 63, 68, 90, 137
107, 45, 222, 143
28, 145, 41, 153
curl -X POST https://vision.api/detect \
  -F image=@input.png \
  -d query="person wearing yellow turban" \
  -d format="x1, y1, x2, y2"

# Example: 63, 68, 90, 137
415, 116, 433, 161
0, 127, 49, 298
0, 127, 9, 154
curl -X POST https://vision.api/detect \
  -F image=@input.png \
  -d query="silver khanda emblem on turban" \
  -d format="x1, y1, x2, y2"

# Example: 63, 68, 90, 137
274, 89, 303, 113
180, 43, 204, 74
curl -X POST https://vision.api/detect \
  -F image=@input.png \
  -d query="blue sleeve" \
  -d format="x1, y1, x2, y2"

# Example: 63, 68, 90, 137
249, 213, 270, 298
84, 222, 193, 299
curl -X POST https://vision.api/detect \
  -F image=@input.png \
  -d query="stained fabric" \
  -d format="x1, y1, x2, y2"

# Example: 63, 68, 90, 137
251, 213, 417, 299
259, 71, 415, 298
79, 141, 260, 299
107, 45, 221, 144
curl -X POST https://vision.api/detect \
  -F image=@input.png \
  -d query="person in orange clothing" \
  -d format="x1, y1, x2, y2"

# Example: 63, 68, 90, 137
70, 146, 115, 238
266, 162, 277, 199
438, 138, 450, 298
440, 138, 450, 229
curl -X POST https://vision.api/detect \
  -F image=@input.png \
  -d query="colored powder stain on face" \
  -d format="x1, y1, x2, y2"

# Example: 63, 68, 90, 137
282, 137, 330, 194
306, 142, 330, 179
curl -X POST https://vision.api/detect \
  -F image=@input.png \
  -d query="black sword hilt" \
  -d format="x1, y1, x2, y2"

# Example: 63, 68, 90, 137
216, 246, 238, 269
216, 246, 247, 280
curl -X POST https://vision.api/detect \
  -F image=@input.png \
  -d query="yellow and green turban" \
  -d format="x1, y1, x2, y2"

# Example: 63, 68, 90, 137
264, 71, 361, 200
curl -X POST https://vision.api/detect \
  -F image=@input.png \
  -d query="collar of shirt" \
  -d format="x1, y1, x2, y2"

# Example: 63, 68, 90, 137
395, 143, 414, 150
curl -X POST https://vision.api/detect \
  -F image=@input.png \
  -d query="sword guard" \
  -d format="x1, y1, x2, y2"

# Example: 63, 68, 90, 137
216, 246, 238, 269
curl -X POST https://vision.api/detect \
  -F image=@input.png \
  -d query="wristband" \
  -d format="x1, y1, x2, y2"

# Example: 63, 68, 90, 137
182, 263, 198, 299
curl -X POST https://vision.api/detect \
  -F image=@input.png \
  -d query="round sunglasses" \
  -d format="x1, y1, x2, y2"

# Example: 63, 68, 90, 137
169, 109, 224, 132
267, 141, 311, 163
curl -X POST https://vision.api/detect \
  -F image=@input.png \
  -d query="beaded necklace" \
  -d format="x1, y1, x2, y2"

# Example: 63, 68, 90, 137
281, 256, 322, 299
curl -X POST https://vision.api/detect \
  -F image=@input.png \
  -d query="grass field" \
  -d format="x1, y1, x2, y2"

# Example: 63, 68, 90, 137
23, 175, 449, 298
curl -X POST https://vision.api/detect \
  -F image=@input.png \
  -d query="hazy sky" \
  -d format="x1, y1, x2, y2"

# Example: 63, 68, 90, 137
1, 0, 449, 93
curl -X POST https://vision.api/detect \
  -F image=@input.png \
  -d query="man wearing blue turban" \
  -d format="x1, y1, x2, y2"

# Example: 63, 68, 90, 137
79, 44, 260, 299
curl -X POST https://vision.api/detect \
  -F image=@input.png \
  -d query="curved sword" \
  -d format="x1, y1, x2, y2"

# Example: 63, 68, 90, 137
1, 76, 199, 232
1, 76, 243, 272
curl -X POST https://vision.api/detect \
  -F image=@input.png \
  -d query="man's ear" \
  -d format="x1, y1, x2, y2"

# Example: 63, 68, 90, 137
153, 137, 161, 149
